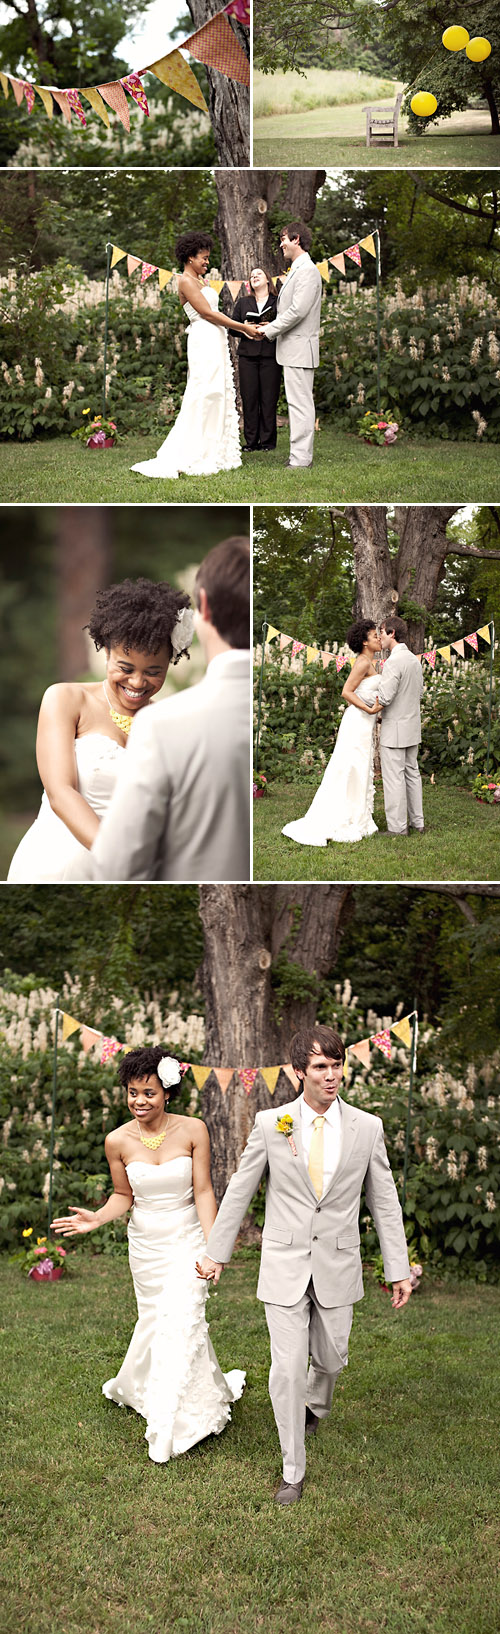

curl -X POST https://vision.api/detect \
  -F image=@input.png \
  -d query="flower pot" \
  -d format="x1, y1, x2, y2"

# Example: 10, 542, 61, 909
29, 1266, 64, 1281
253, 788, 266, 799
88, 436, 115, 449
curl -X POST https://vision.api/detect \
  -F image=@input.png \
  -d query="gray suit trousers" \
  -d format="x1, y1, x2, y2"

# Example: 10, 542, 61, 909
380, 744, 424, 833
265, 1283, 353, 1482
283, 365, 315, 465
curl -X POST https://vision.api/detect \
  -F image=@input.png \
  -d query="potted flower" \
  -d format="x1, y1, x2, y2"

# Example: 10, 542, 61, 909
253, 770, 268, 799
358, 409, 403, 447
472, 773, 500, 804
71, 409, 120, 449
21, 1227, 68, 1281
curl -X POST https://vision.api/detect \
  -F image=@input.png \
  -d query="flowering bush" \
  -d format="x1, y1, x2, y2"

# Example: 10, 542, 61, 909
471, 774, 500, 804
71, 411, 120, 445
357, 409, 402, 445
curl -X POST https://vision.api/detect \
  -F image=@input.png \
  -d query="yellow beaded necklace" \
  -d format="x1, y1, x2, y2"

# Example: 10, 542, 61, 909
103, 680, 134, 737
137, 1118, 170, 1151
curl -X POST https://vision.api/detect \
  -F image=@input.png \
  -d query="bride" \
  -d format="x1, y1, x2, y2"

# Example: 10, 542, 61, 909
132, 230, 257, 481
52, 1048, 245, 1464
7, 577, 194, 883
282, 619, 383, 846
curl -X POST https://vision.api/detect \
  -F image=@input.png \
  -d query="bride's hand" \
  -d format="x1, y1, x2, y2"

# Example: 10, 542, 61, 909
51, 1207, 97, 1237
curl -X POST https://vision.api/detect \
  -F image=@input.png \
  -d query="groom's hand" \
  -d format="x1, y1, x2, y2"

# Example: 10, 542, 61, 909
391, 1278, 412, 1309
196, 1255, 224, 1284
243, 322, 259, 337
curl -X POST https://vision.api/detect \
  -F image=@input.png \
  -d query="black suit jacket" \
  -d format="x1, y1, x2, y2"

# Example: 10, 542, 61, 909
232, 290, 279, 358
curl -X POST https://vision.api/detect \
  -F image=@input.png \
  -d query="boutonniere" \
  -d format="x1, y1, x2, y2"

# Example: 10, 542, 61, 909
275, 1114, 297, 1156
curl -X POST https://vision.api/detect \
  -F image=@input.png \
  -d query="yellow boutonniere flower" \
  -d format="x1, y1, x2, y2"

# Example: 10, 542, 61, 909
275, 1114, 297, 1156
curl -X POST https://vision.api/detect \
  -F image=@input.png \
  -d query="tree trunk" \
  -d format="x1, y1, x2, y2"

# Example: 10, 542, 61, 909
186, 0, 250, 165
344, 505, 463, 650
198, 883, 352, 1199
482, 78, 500, 136
214, 170, 326, 278
56, 508, 111, 679
345, 506, 398, 627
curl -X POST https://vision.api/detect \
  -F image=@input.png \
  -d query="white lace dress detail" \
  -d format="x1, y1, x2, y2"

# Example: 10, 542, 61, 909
7, 733, 126, 882
131, 288, 242, 480
282, 674, 379, 846
102, 1158, 245, 1464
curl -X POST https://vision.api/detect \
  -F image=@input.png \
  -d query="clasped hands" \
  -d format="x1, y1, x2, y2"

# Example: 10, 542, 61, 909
196, 1255, 224, 1284
242, 321, 261, 339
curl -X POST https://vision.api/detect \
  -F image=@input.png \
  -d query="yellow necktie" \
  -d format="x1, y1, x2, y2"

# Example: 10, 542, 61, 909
308, 1116, 325, 1199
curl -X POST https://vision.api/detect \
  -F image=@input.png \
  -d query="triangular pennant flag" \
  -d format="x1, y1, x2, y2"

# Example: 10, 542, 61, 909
238, 1068, 258, 1094
282, 1063, 299, 1089
478, 624, 491, 643
66, 88, 87, 126
349, 1038, 371, 1069
148, 50, 208, 112
329, 253, 345, 275
316, 260, 330, 282
452, 639, 465, 658
178, 1062, 190, 1077
465, 632, 478, 652
227, 279, 244, 299
438, 645, 451, 663
266, 625, 279, 644
127, 255, 141, 276
423, 649, 436, 668
80, 1025, 102, 1054
121, 72, 149, 116
291, 640, 304, 659
225, 0, 250, 21
322, 652, 335, 669
306, 647, 320, 665
0, 71, 9, 99
111, 245, 126, 268
158, 268, 172, 290
98, 80, 131, 131
349, 654, 356, 668
336, 653, 347, 673
23, 82, 36, 113
208, 279, 224, 292
190, 1065, 211, 1091
280, 633, 292, 650
100, 1036, 123, 1063
184, 11, 250, 86
260, 1066, 281, 1095
81, 86, 110, 126
140, 261, 157, 283
345, 244, 362, 267
391, 1016, 412, 1048
359, 235, 376, 257
61, 1012, 81, 1042
52, 89, 72, 123
214, 1067, 234, 1095
371, 1029, 392, 1059
10, 78, 26, 107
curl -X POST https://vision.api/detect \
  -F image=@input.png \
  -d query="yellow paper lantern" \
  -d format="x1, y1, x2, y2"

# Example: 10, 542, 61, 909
442, 25, 469, 50
411, 91, 438, 116
466, 37, 492, 62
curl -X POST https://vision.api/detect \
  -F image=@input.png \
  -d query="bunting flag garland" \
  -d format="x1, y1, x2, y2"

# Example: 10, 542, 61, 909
238, 1068, 259, 1093
371, 1029, 392, 1059
0, 1, 250, 131
103, 234, 378, 295
291, 640, 305, 659
345, 244, 362, 267
329, 253, 346, 275
261, 621, 495, 676
465, 632, 479, 652
423, 649, 437, 669
61, 1012, 81, 1042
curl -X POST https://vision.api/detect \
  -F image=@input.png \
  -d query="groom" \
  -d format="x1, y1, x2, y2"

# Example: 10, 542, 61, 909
198, 1025, 411, 1505
378, 617, 425, 835
246, 222, 322, 468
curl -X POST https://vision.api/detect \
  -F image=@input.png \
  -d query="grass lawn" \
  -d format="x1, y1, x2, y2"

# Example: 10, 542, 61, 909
253, 779, 500, 882
253, 96, 500, 167
2, 1254, 500, 1634
1, 430, 499, 504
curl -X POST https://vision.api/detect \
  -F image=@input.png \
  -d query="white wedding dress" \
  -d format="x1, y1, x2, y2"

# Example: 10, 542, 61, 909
102, 1158, 245, 1463
131, 288, 242, 479
282, 674, 379, 846
7, 733, 125, 882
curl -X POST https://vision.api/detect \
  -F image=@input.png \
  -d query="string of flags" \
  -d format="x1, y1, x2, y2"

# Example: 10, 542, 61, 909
326, 232, 377, 279
104, 231, 379, 294
56, 1008, 416, 1091
0, 1, 249, 132
260, 621, 494, 674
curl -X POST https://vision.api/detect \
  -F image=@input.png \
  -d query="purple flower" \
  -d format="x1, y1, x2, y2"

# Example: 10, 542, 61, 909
29, 1257, 54, 1276
384, 425, 398, 444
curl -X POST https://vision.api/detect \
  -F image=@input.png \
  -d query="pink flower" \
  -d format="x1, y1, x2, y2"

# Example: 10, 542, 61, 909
377, 420, 388, 428
384, 426, 397, 444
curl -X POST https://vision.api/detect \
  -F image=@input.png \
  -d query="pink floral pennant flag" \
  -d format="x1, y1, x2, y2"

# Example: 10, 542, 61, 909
66, 88, 87, 126
140, 261, 157, 283
225, 0, 250, 21
100, 1036, 123, 1064
238, 1068, 258, 1094
423, 649, 436, 668
336, 654, 347, 673
465, 632, 479, 652
345, 244, 362, 267
371, 1030, 392, 1059
23, 82, 36, 113
121, 72, 150, 115
291, 640, 304, 659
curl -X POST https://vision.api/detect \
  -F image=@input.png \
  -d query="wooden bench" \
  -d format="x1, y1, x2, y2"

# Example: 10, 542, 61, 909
363, 92, 403, 148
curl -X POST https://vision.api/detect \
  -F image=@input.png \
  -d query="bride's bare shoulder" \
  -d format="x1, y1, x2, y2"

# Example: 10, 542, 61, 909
39, 681, 89, 719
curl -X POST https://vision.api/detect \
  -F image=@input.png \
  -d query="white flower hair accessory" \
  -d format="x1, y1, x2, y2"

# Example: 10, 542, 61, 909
157, 1056, 182, 1089
171, 605, 194, 661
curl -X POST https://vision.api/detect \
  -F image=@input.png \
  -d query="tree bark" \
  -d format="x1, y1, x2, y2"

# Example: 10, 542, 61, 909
56, 508, 111, 679
343, 504, 474, 650
345, 506, 398, 627
214, 170, 326, 277
198, 883, 352, 1199
186, 0, 250, 165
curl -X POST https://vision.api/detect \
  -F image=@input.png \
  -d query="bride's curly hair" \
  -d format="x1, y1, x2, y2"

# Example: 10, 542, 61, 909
175, 230, 213, 268
117, 1046, 180, 1089
346, 619, 378, 654
85, 578, 192, 665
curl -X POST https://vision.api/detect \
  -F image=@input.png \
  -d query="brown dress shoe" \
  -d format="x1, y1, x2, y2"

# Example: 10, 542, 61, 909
274, 1478, 304, 1506
305, 1407, 320, 1435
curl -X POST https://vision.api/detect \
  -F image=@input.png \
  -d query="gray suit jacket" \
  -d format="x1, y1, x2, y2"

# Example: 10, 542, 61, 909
65, 651, 250, 882
263, 254, 322, 367
206, 1095, 410, 1307
378, 644, 423, 748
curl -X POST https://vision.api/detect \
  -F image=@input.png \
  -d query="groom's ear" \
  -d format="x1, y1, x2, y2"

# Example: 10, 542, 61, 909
198, 586, 211, 624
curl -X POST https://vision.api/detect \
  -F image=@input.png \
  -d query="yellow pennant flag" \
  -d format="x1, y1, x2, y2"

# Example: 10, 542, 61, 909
391, 1016, 413, 1048
478, 624, 491, 643
266, 626, 279, 643
158, 268, 172, 290
260, 1067, 281, 1095
190, 1065, 211, 1091
360, 234, 376, 257
0, 71, 8, 99
61, 1012, 81, 1042
349, 654, 356, 668
438, 645, 451, 663
316, 260, 330, 281
35, 85, 54, 118
209, 279, 224, 293
148, 49, 208, 113
111, 245, 126, 268
81, 86, 110, 126
306, 647, 320, 665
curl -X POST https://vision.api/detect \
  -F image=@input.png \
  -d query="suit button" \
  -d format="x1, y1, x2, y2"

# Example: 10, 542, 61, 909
316, 1207, 321, 1213
312, 1235, 318, 1241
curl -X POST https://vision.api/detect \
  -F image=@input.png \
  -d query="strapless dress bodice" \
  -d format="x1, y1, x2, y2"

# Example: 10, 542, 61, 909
125, 1157, 197, 1214
354, 674, 380, 704
7, 733, 126, 882
39, 733, 125, 820
182, 287, 219, 324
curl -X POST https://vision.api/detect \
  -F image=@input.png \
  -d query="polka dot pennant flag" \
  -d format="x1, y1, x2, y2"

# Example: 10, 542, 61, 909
238, 1068, 259, 1094
291, 640, 305, 659
121, 72, 150, 116
371, 1030, 392, 1060
148, 50, 208, 113
100, 1036, 123, 1064
140, 262, 157, 283
345, 244, 362, 267
465, 632, 479, 652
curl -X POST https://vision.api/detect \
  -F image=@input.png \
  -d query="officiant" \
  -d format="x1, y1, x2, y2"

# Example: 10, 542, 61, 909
232, 268, 282, 451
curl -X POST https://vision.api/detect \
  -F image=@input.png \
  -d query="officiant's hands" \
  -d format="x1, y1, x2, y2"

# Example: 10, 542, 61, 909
196, 1255, 224, 1283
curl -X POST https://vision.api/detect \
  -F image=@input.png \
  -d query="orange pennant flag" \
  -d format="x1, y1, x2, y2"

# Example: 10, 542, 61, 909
184, 11, 250, 86
452, 639, 465, 658
322, 652, 335, 669
329, 253, 345, 275
282, 1063, 299, 1090
52, 89, 72, 123
127, 255, 141, 275
279, 634, 292, 650
349, 1038, 371, 1069
80, 1026, 102, 1054
214, 1067, 234, 1095
98, 80, 131, 130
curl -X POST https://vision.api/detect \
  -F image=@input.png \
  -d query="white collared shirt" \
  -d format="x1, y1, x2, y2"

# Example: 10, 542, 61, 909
300, 1092, 342, 1197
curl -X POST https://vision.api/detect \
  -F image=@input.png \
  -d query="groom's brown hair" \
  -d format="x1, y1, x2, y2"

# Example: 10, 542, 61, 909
290, 1025, 346, 1076
194, 536, 250, 649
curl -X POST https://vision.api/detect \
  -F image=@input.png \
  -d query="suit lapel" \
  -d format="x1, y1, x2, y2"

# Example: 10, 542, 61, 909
274, 1097, 318, 1201
320, 1097, 359, 1202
